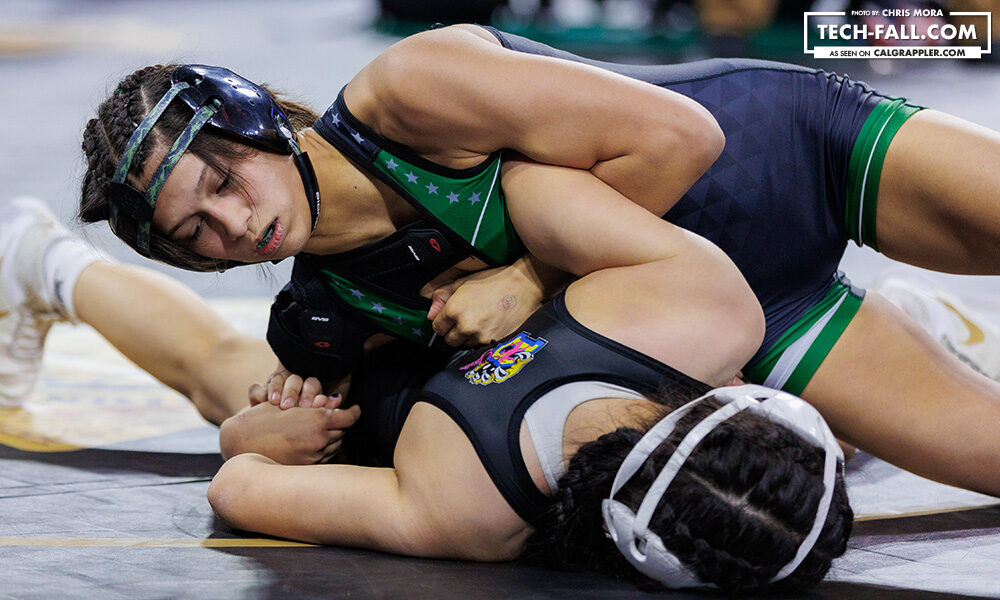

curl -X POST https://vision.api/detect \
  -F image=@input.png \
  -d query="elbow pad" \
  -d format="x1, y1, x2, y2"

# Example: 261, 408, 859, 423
266, 265, 376, 382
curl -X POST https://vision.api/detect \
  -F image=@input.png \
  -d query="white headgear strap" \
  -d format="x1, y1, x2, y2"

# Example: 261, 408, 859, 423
601, 384, 843, 589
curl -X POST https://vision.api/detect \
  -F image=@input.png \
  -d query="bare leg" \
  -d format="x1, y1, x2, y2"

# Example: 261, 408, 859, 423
877, 109, 1000, 273
802, 292, 1000, 496
73, 262, 276, 425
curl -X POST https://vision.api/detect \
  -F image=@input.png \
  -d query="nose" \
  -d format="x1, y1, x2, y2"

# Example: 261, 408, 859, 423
205, 195, 252, 241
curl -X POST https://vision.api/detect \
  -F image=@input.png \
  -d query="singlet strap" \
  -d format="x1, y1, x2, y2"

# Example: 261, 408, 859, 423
525, 381, 646, 493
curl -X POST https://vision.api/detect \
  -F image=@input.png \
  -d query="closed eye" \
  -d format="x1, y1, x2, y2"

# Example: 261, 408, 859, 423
185, 218, 205, 243
216, 170, 231, 194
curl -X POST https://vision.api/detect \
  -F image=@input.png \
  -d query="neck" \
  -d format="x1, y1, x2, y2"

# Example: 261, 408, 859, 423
297, 128, 408, 255
562, 397, 664, 464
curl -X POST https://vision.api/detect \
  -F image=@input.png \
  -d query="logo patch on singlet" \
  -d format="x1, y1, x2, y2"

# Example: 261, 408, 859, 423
459, 332, 548, 386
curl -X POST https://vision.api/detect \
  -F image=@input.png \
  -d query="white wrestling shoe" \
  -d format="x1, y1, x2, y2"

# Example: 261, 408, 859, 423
875, 274, 1000, 381
0, 197, 75, 407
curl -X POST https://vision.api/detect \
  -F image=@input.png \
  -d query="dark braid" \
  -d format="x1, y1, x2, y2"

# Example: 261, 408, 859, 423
81, 65, 167, 224
80, 65, 319, 271
523, 426, 643, 578
525, 393, 853, 593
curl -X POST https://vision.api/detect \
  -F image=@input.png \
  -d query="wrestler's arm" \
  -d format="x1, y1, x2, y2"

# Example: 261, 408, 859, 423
353, 24, 723, 217
209, 403, 527, 560
209, 455, 426, 553
427, 156, 742, 345
352, 27, 725, 345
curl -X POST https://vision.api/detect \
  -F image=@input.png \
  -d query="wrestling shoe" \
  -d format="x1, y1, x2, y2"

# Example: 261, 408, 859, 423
0, 197, 74, 406
875, 274, 1000, 381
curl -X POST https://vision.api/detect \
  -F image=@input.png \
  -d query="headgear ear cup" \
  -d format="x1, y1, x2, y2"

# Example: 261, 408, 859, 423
601, 500, 703, 588
601, 384, 844, 589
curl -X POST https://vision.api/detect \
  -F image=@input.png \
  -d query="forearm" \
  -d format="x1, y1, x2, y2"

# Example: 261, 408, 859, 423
504, 159, 703, 277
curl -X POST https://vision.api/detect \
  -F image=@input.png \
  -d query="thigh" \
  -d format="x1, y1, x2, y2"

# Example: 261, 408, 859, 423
801, 291, 1000, 496
876, 109, 1000, 273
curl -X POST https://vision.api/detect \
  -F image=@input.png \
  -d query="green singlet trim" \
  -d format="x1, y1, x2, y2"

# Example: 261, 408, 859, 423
743, 281, 863, 395
370, 150, 524, 265
319, 269, 440, 347
845, 98, 923, 250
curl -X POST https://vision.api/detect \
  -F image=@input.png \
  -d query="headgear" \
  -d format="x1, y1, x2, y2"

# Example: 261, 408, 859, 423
601, 384, 843, 589
107, 65, 321, 269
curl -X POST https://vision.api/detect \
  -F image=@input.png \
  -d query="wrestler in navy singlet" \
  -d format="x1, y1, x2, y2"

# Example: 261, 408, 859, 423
341, 292, 709, 524
295, 26, 922, 396
482, 26, 921, 392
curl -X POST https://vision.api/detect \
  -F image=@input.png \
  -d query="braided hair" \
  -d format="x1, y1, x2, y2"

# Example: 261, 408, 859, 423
525, 391, 853, 593
80, 65, 318, 271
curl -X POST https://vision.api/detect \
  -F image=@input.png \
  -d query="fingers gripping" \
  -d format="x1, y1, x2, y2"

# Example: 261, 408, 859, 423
427, 285, 455, 321
328, 403, 362, 430
248, 383, 267, 407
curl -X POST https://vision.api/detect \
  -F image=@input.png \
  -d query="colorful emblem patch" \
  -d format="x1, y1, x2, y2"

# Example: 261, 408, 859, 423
460, 332, 548, 386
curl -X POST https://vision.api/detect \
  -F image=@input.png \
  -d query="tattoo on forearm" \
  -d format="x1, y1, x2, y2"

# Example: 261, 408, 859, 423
499, 294, 517, 311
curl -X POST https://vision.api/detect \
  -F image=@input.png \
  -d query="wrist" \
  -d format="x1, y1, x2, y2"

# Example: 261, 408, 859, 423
520, 256, 571, 301
508, 260, 545, 304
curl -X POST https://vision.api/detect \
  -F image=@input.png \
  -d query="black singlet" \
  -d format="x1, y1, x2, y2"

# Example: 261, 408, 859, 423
342, 292, 710, 524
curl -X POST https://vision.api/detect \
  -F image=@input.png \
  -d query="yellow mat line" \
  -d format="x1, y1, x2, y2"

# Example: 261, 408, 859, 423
856, 502, 1000, 522
0, 432, 80, 453
0, 537, 315, 548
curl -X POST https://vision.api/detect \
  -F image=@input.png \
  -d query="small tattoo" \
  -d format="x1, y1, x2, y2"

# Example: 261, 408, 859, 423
499, 294, 517, 311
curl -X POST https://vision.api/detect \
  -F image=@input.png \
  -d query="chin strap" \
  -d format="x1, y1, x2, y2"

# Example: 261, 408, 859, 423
278, 115, 321, 234
294, 151, 321, 232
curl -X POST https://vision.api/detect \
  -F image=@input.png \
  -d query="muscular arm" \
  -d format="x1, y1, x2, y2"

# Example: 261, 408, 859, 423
427, 157, 734, 345
503, 157, 694, 276
503, 157, 764, 384
351, 24, 723, 217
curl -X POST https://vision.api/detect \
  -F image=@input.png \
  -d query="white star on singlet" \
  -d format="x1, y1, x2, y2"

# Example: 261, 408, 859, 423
425, 182, 439, 195
349, 289, 363, 299
352, 132, 364, 144
371, 302, 386, 314
385, 158, 398, 171
411, 328, 423, 336
331, 113, 341, 125
468, 192, 481, 205
447, 192, 460, 204
406, 172, 419, 184
394, 316, 404, 324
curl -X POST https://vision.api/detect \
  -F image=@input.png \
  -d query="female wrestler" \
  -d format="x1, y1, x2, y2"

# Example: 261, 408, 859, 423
0, 198, 852, 591
74, 24, 1000, 497
208, 237, 852, 593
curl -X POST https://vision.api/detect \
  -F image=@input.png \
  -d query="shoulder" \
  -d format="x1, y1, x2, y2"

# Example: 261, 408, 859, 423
357, 24, 502, 99
344, 24, 513, 152
394, 401, 531, 560
381, 24, 502, 63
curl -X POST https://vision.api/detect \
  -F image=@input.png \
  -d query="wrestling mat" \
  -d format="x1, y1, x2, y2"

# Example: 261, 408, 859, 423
2, 299, 998, 599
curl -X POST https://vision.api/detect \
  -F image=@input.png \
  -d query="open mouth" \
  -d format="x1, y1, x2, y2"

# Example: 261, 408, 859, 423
254, 218, 283, 256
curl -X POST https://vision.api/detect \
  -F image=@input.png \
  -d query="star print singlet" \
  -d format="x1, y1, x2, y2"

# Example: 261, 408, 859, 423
300, 89, 524, 346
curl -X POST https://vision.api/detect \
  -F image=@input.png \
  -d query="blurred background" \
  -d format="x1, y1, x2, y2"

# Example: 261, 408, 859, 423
1, 0, 998, 302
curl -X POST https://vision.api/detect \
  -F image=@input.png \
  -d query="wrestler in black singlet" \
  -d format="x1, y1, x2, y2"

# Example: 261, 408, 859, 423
341, 292, 709, 523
